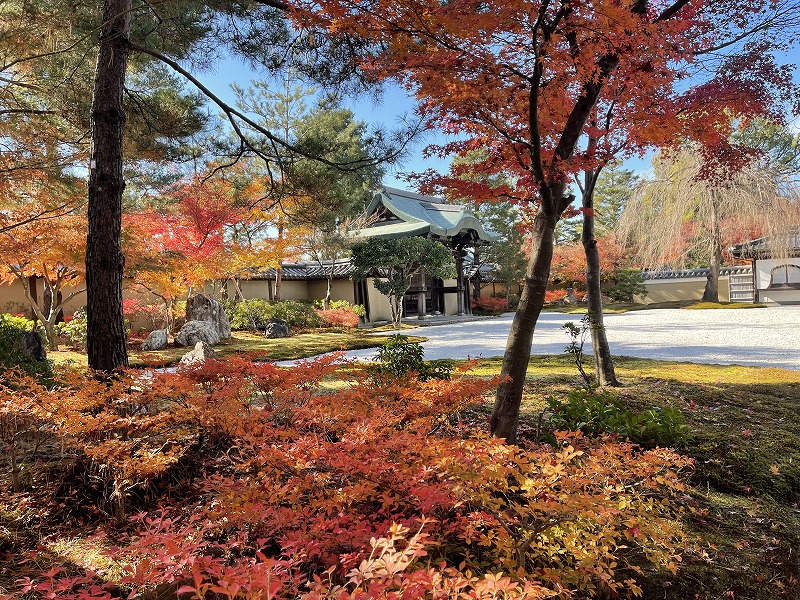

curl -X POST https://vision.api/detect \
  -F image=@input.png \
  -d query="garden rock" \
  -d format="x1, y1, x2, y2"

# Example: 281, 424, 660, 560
175, 320, 221, 347
15, 330, 46, 361
264, 318, 291, 339
179, 341, 216, 365
141, 329, 168, 351
565, 288, 579, 304
186, 293, 231, 340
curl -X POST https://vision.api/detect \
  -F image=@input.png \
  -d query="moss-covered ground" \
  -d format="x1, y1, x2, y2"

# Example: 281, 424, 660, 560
45, 329, 424, 368
466, 355, 800, 599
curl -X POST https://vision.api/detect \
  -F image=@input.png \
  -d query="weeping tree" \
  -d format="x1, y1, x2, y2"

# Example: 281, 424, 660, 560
618, 145, 799, 302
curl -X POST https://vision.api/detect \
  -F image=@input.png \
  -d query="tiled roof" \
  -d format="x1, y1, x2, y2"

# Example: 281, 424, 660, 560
729, 229, 800, 259
643, 266, 753, 280
247, 261, 356, 281
357, 187, 498, 246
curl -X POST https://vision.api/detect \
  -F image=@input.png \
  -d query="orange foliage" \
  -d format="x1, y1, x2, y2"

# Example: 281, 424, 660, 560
3, 357, 691, 599
550, 235, 628, 289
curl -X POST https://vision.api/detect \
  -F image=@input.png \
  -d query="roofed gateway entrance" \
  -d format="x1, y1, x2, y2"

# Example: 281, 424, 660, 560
355, 187, 497, 320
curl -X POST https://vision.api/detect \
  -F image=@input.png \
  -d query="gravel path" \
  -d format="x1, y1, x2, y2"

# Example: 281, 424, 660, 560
335, 306, 800, 370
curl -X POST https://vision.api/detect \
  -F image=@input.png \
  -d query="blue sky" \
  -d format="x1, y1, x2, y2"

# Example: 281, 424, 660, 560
199, 41, 800, 191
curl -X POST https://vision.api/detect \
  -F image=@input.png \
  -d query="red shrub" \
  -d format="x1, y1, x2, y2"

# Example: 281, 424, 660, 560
2, 358, 691, 600
471, 296, 509, 313
316, 308, 360, 328
544, 289, 568, 304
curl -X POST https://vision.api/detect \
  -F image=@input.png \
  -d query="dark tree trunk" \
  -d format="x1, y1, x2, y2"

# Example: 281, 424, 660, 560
702, 193, 722, 303
583, 162, 620, 387
490, 209, 557, 444
86, 0, 131, 371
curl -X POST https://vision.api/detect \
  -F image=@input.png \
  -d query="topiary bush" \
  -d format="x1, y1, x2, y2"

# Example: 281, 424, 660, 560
471, 295, 509, 314
54, 307, 87, 350
312, 299, 366, 317
269, 300, 322, 329
316, 308, 360, 328
370, 335, 452, 383
608, 268, 647, 303
228, 298, 274, 332
227, 299, 324, 331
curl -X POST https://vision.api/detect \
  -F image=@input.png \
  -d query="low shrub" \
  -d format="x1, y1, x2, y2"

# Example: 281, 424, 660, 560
228, 298, 274, 331
270, 300, 322, 329
54, 307, 88, 349
371, 334, 452, 382
548, 388, 690, 448
0, 313, 50, 378
471, 295, 508, 314
544, 289, 568, 304
3, 357, 691, 599
316, 308, 360, 328
312, 299, 366, 317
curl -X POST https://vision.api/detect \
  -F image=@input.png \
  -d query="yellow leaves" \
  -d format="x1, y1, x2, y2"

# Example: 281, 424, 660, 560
770, 464, 780, 475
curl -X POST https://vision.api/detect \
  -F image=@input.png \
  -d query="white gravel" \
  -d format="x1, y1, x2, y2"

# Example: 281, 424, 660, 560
332, 306, 800, 371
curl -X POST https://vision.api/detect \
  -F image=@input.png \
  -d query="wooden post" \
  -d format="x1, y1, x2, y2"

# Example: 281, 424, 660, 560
454, 247, 465, 316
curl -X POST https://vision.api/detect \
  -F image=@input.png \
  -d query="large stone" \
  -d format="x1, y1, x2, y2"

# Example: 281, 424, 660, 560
186, 294, 231, 340
179, 341, 217, 365
141, 329, 169, 351
175, 320, 221, 347
15, 330, 47, 361
565, 288, 579, 305
264, 318, 291, 339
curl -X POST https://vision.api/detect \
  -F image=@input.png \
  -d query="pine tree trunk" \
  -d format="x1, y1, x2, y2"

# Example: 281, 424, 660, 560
702, 193, 722, 303
490, 210, 557, 444
582, 165, 619, 387
86, 0, 131, 371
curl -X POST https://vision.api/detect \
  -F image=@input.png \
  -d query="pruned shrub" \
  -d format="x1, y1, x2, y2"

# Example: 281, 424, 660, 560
316, 308, 360, 328
54, 307, 88, 349
471, 295, 509, 314
0, 313, 50, 378
370, 334, 452, 383
544, 289, 568, 304
228, 299, 324, 331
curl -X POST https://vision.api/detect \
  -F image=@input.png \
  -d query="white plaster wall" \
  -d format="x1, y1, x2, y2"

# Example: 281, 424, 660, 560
366, 278, 393, 322
634, 276, 731, 304
755, 258, 800, 289
307, 279, 356, 305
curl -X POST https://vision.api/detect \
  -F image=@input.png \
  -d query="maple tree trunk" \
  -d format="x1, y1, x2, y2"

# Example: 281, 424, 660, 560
490, 210, 557, 444
582, 166, 619, 387
702, 194, 722, 303
86, 0, 131, 371
583, 226, 620, 388
275, 267, 282, 301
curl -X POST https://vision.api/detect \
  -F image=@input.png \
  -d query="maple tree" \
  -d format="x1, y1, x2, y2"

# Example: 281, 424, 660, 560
292, 0, 800, 442
0, 176, 86, 349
